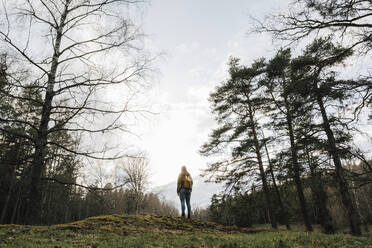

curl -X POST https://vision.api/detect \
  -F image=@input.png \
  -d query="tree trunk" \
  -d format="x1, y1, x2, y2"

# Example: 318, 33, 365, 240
1, 142, 22, 224
1, 174, 14, 224
1, 163, 16, 223
10, 187, 21, 224
64, 203, 69, 223
315, 91, 361, 236
247, 99, 277, 229
26, 1, 70, 225
11, 168, 26, 224
263, 134, 291, 230
284, 96, 313, 232
305, 146, 334, 233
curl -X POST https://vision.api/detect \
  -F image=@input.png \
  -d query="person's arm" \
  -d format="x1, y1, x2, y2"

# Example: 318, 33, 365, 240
177, 174, 182, 195
190, 175, 193, 191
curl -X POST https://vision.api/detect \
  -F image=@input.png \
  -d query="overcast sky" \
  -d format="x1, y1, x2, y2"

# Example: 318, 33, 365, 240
125, 0, 290, 187
120, 0, 372, 187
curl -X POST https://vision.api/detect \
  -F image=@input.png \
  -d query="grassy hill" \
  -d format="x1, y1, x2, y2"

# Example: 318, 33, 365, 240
0, 214, 371, 247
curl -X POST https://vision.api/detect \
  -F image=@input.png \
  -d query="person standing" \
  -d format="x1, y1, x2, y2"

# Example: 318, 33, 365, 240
177, 165, 193, 218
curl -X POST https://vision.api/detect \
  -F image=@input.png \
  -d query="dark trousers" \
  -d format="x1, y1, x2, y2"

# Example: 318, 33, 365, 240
179, 188, 191, 217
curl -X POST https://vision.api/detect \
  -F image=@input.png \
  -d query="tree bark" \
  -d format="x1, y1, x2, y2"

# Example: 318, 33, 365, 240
305, 146, 334, 233
283, 95, 313, 232
0, 165, 16, 224
247, 99, 277, 229
1, 142, 21, 224
315, 90, 361, 236
26, 1, 70, 225
10, 186, 21, 224
263, 135, 291, 230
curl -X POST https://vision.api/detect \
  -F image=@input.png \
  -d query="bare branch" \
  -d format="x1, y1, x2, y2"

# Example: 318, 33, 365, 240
41, 176, 129, 191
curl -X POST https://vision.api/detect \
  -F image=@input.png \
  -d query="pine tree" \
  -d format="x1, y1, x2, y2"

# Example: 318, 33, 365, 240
201, 58, 277, 228
290, 37, 363, 235
262, 48, 313, 231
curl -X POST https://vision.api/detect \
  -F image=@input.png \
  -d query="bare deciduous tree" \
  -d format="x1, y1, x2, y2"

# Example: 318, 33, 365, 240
117, 153, 149, 213
0, 0, 152, 224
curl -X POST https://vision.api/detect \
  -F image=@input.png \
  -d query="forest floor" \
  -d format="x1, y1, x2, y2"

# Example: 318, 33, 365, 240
0, 214, 371, 247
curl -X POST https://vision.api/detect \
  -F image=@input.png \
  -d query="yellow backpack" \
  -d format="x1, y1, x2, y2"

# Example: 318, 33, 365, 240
183, 175, 192, 189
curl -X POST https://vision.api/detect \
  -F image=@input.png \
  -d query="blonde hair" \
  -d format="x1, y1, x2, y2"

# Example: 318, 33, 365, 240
181, 165, 188, 174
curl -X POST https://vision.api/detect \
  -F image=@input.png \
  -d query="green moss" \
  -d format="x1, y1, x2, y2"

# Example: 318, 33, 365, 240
47, 214, 248, 235
0, 215, 371, 247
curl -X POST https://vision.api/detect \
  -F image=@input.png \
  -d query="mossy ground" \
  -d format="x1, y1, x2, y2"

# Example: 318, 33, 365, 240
0, 214, 371, 248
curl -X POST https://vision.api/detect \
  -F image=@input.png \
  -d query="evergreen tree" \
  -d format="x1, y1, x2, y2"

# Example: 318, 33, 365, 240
262, 48, 313, 231
256, 0, 372, 53
262, 132, 291, 230
290, 37, 363, 235
201, 58, 277, 228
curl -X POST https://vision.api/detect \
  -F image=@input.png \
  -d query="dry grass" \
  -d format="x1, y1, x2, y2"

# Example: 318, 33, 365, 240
0, 215, 371, 248
50, 214, 266, 234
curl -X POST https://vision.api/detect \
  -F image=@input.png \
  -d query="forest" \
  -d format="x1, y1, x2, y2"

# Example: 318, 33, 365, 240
0, 0, 177, 226
0, 0, 371, 239
199, 0, 372, 236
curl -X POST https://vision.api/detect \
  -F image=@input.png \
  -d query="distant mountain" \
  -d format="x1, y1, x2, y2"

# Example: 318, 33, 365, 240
153, 176, 224, 209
